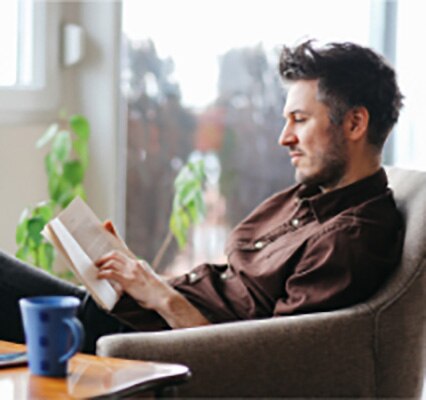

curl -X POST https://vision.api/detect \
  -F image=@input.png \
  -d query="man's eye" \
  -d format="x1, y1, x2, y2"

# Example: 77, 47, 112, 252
294, 117, 306, 123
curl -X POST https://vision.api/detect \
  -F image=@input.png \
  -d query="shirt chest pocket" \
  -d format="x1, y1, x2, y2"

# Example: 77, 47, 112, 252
255, 233, 304, 263
232, 231, 305, 267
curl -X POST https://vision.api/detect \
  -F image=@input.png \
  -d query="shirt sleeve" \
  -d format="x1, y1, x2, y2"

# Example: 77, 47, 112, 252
273, 221, 397, 316
171, 263, 255, 323
110, 293, 170, 331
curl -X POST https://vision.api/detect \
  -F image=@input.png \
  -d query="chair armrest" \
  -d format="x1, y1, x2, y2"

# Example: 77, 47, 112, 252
97, 307, 375, 398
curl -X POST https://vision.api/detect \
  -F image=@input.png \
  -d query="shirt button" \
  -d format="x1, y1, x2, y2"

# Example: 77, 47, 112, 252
220, 272, 228, 280
254, 240, 265, 249
291, 218, 300, 228
188, 272, 199, 283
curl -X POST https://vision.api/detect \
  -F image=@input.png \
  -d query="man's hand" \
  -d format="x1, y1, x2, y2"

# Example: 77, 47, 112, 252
95, 250, 173, 311
95, 250, 211, 328
100, 220, 130, 297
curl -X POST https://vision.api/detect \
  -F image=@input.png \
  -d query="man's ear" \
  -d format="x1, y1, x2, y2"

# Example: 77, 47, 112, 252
344, 107, 369, 141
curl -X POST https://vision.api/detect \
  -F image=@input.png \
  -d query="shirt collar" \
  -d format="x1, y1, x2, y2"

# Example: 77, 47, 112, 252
296, 168, 389, 223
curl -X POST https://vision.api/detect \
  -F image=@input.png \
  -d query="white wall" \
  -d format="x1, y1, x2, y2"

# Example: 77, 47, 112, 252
0, 125, 50, 253
0, 1, 124, 255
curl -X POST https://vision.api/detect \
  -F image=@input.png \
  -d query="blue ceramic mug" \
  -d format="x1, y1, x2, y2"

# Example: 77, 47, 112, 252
19, 296, 84, 377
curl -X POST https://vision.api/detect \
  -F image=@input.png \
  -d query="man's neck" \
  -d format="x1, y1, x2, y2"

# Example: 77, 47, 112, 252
321, 158, 381, 193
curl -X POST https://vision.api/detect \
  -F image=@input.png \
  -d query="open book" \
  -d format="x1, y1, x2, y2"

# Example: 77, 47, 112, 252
42, 197, 134, 311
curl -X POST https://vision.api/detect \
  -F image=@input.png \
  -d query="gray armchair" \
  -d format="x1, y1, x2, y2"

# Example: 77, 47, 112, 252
97, 167, 425, 398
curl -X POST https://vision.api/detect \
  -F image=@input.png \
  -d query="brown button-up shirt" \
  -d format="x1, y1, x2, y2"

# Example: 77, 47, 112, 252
112, 168, 403, 330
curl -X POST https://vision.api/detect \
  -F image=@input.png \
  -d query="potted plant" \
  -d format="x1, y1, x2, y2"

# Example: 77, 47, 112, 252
15, 113, 90, 276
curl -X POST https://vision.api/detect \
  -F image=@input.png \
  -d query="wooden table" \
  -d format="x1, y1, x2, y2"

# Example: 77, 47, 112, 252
0, 340, 190, 399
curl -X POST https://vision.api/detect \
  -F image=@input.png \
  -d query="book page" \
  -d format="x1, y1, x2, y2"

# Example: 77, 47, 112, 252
56, 197, 135, 262
43, 197, 135, 310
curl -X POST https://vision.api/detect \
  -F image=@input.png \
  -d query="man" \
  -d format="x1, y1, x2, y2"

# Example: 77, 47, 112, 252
0, 40, 404, 352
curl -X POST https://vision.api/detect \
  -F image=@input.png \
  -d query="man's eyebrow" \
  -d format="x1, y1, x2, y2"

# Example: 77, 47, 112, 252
283, 109, 309, 118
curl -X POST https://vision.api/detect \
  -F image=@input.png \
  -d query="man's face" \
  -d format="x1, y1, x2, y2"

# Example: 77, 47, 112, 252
279, 80, 348, 189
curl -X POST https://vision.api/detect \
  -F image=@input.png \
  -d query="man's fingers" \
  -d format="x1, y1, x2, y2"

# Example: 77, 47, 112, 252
98, 266, 123, 282
95, 250, 124, 266
97, 259, 121, 271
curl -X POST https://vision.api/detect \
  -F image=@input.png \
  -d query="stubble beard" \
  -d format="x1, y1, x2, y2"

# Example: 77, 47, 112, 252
295, 124, 348, 190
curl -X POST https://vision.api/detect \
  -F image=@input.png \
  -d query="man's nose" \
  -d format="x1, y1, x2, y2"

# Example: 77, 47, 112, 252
278, 122, 298, 147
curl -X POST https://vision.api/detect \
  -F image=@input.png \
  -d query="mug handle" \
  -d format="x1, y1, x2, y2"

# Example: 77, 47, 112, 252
59, 317, 85, 363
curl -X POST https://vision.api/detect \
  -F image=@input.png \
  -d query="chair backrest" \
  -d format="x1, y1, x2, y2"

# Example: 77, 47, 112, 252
367, 167, 426, 397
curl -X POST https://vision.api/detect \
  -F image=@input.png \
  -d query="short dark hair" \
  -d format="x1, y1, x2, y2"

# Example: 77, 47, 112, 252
278, 40, 404, 150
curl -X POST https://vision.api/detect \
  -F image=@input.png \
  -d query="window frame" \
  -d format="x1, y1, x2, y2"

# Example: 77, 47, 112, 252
0, 1, 61, 122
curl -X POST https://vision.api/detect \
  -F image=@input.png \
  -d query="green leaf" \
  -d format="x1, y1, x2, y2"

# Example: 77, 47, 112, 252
70, 115, 90, 141
17, 207, 30, 224
193, 192, 206, 219
172, 192, 181, 213
168, 158, 207, 251
54, 176, 79, 208
61, 194, 76, 209
34, 201, 54, 222
170, 212, 187, 249
45, 153, 58, 177
55, 179, 75, 208
73, 138, 89, 170
29, 248, 38, 264
174, 164, 194, 189
189, 160, 206, 182
48, 172, 63, 202
27, 217, 46, 247
16, 245, 30, 262
177, 180, 199, 206
16, 220, 28, 245
51, 130, 72, 162
38, 243, 55, 272
186, 202, 198, 223
174, 160, 206, 192
16, 208, 30, 245
73, 184, 87, 200
63, 160, 84, 186
36, 123, 59, 149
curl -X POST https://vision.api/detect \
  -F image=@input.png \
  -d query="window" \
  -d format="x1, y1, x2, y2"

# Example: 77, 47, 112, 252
0, 0, 60, 118
392, 0, 426, 171
121, 0, 373, 275
0, 0, 38, 88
